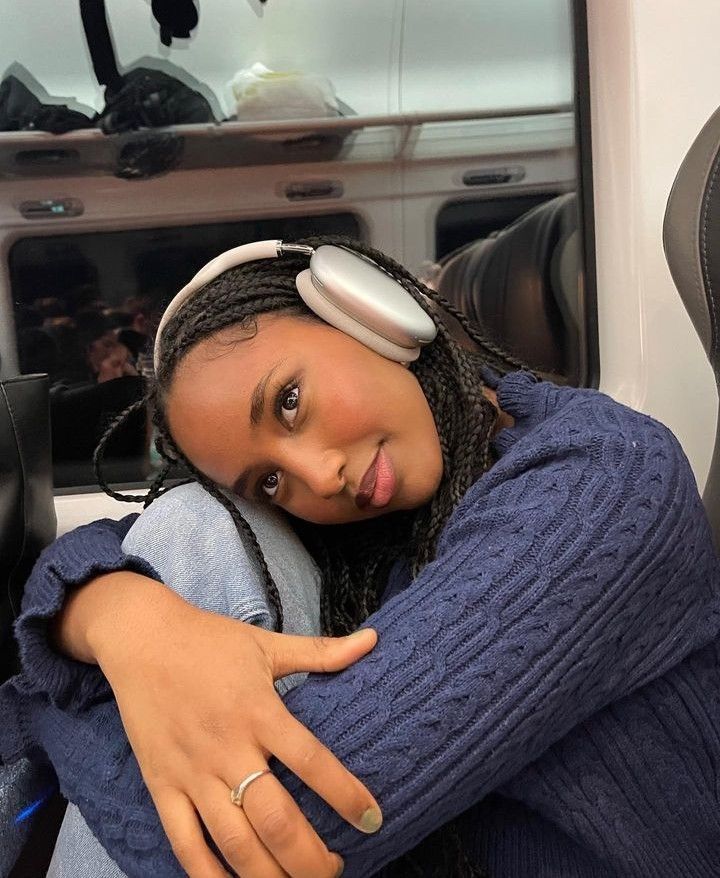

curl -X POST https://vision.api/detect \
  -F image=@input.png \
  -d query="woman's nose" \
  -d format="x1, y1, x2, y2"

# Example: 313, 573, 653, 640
297, 449, 347, 499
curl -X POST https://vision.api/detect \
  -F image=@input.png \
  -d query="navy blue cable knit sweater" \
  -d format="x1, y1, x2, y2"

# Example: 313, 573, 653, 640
2, 372, 720, 877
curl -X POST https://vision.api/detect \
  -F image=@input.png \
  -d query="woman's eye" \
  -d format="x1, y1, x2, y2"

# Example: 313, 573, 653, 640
261, 471, 280, 498
280, 385, 300, 426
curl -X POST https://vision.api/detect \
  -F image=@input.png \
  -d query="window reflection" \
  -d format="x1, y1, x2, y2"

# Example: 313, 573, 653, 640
2, 0, 585, 490
10, 215, 362, 488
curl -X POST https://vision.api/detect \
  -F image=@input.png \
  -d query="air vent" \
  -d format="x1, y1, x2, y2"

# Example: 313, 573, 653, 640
462, 166, 526, 187
284, 180, 343, 201
14, 149, 80, 168
19, 198, 84, 220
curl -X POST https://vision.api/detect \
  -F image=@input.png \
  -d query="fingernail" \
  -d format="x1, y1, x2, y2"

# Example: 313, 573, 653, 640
349, 629, 369, 639
359, 807, 383, 833
334, 857, 345, 877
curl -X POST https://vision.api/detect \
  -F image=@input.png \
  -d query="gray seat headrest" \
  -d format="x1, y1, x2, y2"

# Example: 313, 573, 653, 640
663, 107, 720, 372
664, 107, 720, 547
436, 192, 579, 379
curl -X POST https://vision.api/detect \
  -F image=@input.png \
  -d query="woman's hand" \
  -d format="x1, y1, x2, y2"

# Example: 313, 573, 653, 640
59, 572, 381, 878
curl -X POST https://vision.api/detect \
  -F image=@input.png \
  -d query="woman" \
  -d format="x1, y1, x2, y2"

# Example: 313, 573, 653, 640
2, 237, 719, 878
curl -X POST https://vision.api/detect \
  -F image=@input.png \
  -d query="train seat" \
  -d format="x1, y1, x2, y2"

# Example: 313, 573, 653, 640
436, 192, 581, 381
664, 107, 720, 545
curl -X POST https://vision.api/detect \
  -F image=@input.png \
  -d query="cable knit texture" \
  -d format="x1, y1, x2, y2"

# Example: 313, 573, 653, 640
2, 372, 720, 877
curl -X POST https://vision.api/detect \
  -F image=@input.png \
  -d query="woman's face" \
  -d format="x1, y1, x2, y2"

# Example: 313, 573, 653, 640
166, 314, 444, 525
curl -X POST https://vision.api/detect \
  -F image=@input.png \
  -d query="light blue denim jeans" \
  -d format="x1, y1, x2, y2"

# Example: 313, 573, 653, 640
47, 483, 321, 878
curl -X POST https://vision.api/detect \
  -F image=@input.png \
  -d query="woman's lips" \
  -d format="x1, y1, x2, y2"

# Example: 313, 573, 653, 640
355, 446, 396, 509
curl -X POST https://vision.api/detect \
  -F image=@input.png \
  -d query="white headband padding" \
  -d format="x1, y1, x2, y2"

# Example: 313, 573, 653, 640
154, 239, 282, 367
295, 269, 420, 362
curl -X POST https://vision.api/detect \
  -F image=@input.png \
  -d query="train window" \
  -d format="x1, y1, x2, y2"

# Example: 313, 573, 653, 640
9, 214, 362, 489
0, 0, 592, 493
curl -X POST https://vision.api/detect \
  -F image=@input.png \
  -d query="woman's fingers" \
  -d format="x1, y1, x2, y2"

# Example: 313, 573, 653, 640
265, 709, 383, 835
260, 628, 378, 679
99, 606, 379, 877
153, 787, 231, 878
237, 772, 345, 878
199, 776, 290, 878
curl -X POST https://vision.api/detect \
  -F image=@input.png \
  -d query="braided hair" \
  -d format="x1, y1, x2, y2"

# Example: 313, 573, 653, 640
95, 237, 526, 877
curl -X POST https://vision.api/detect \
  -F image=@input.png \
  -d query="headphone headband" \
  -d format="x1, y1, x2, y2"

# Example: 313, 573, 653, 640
152, 239, 437, 369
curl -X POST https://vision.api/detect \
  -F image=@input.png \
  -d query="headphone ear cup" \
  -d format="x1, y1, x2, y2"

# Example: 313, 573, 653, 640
295, 269, 420, 362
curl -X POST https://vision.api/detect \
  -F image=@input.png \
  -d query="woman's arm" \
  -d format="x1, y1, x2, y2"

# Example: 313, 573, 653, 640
4, 398, 719, 877
54, 569, 159, 664
278, 430, 720, 873
2, 516, 380, 878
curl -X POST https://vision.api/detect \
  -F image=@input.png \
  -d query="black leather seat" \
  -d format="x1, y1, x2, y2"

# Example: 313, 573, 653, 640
0, 372, 61, 877
0, 374, 56, 680
663, 108, 720, 546
436, 192, 581, 381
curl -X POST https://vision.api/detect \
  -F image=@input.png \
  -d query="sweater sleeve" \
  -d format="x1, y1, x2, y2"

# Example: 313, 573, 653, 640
7, 514, 154, 714
2, 397, 719, 878
275, 397, 720, 875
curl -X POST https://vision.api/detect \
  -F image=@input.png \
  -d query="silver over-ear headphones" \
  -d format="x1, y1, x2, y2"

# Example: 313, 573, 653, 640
153, 240, 437, 369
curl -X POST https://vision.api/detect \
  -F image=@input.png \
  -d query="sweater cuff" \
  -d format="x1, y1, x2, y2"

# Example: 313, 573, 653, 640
492, 370, 544, 457
495, 369, 540, 414
13, 514, 159, 711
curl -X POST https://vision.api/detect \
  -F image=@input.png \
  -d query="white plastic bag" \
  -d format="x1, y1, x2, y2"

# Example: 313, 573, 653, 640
227, 62, 339, 122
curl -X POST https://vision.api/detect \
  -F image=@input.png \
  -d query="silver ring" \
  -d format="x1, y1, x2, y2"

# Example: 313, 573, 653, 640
230, 769, 272, 808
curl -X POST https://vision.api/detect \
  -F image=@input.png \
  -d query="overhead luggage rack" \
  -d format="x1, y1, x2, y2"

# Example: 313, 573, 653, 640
0, 103, 574, 180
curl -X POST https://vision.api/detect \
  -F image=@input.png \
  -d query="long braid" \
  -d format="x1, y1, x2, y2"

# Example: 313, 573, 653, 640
93, 398, 151, 503
93, 237, 530, 878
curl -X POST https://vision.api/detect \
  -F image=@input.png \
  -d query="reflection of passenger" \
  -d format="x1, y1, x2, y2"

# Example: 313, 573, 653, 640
95, 341, 137, 383
71, 310, 140, 381
122, 294, 153, 337
21, 309, 147, 482
6, 241, 720, 878
16, 293, 150, 485
85, 331, 132, 379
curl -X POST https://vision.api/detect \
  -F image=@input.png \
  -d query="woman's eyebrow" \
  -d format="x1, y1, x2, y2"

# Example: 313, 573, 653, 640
249, 360, 286, 426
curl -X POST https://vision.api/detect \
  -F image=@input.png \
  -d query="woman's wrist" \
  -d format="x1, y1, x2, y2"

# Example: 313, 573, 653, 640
54, 571, 174, 666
